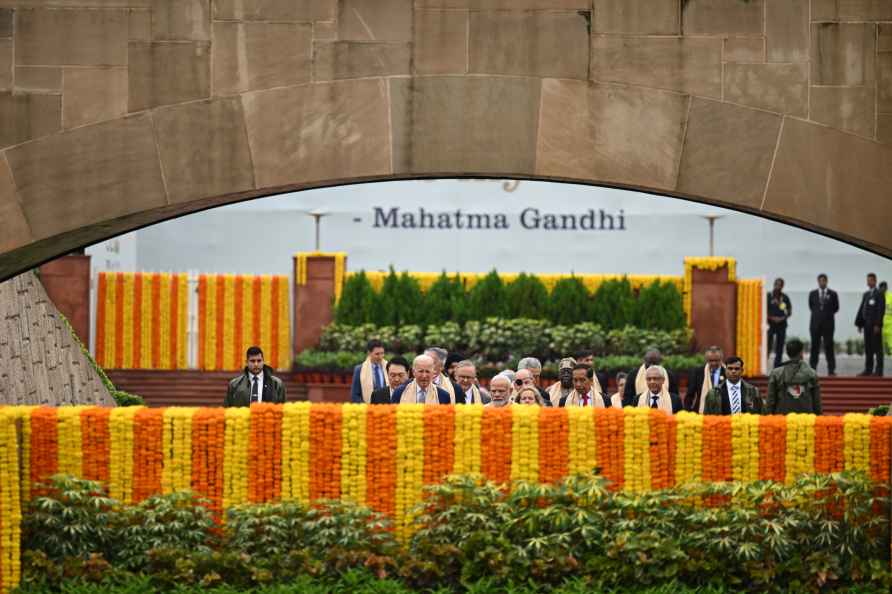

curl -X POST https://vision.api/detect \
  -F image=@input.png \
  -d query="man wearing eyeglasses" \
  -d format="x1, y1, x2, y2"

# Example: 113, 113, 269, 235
455, 360, 490, 405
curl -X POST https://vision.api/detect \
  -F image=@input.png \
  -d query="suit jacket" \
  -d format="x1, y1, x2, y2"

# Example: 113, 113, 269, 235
767, 291, 792, 328
684, 366, 726, 412
390, 384, 452, 405
855, 288, 886, 329
225, 366, 286, 407
559, 392, 611, 408
808, 288, 839, 330
639, 392, 685, 414
622, 367, 679, 407
350, 361, 387, 403
536, 386, 553, 407
370, 386, 394, 405
703, 380, 763, 415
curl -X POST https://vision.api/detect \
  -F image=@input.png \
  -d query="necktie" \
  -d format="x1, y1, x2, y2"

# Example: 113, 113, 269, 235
251, 376, 259, 403
582, 393, 589, 407
374, 365, 383, 389
650, 395, 659, 409
730, 385, 741, 414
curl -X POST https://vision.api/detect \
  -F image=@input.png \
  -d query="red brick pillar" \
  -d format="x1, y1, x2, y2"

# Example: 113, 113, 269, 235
39, 254, 92, 346
690, 266, 737, 356
293, 253, 343, 354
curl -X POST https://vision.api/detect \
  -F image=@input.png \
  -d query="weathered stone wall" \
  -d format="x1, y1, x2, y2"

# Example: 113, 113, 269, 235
0, 270, 113, 405
1, 0, 891, 280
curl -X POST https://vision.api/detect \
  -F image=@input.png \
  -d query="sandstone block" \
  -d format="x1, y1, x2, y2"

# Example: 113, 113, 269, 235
809, 86, 875, 138
213, 22, 311, 95
15, 8, 128, 66
151, 0, 209, 41
128, 41, 210, 111
243, 79, 390, 188
414, 10, 467, 75
390, 76, 540, 174
416, 1, 589, 7
880, 53, 892, 113
811, 23, 875, 85
0, 91, 60, 147
682, 0, 763, 35
591, 36, 722, 98
14, 66, 61, 92
0, 8, 11, 37
214, 0, 334, 21
0, 39, 10, 90
811, 0, 892, 20
5, 115, 166, 240
593, 0, 679, 34
536, 79, 688, 191
129, 8, 151, 41
63, 67, 127, 128
880, 24, 892, 52
153, 98, 254, 204
878, 115, 892, 143
765, 118, 892, 251
314, 20, 337, 41
724, 63, 807, 116
0, 156, 31, 252
469, 11, 589, 79
677, 98, 781, 210
339, 0, 411, 42
724, 38, 764, 63
314, 41, 410, 80
766, 0, 808, 62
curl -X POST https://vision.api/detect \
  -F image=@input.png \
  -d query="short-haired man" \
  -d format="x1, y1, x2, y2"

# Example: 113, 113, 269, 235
622, 348, 679, 407
425, 347, 465, 403
225, 346, 286, 407
370, 356, 410, 404
547, 357, 576, 406
808, 274, 839, 376
455, 360, 490, 405
351, 340, 387, 403
856, 273, 885, 377
391, 355, 451, 404
685, 346, 725, 413
560, 364, 613, 408
767, 339, 821, 415
517, 357, 552, 406
486, 375, 512, 407
574, 350, 609, 389
703, 357, 763, 415
636, 365, 683, 414
767, 278, 792, 369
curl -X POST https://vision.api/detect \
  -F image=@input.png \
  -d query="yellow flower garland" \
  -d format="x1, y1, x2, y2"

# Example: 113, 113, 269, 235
623, 408, 651, 493
162, 408, 195, 494
340, 404, 368, 506
736, 279, 763, 376
567, 408, 596, 476
121, 273, 135, 369
0, 409, 22, 590
730, 414, 760, 483
394, 405, 424, 541
56, 407, 84, 478
296, 252, 348, 300
453, 405, 483, 475
223, 408, 250, 509
281, 402, 312, 504
109, 407, 141, 504
843, 413, 871, 473
683, 257, 737, 323
675, 412, 704, 486
510, 405, 539, 483
784, 414, 816, 484
223, 276, 237, 372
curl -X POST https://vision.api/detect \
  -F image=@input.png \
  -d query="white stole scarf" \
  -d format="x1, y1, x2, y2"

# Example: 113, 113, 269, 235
398, 380, 441, 405
609, 393, 623, 409
698, 364, 722, 414
636, 367, 674, 414
563, 390, 604, 408
547, 382, 571, 406
435, 373, 456, 404
359, 357, 387, 404
464, 384, 484, 404
634, 364, 649, 396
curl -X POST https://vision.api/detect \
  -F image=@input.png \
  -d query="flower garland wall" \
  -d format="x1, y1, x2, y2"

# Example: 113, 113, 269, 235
295, 252, 348, 301
95, 272, 188, 369
197, 274, 291, 371
736, 279, 763, 376
0, 407, 891, 591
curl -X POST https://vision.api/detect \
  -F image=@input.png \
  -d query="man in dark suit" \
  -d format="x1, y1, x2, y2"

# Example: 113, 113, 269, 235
622, 348, 680, 407
370, 356, 410, 404
767, 278, 792, 369
350, 339, 387, 403
639, 366, 684, 414
224, 346, 286, 407
808, 273, 839, 376
703, 356, 763, 415
575, 350, 609, 391
391, 355, 451, 404
685, 346, 725, 413
856, 272, 885, 376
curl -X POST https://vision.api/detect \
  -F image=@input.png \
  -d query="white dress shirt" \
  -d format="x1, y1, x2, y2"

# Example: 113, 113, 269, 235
727, 380, 742, 414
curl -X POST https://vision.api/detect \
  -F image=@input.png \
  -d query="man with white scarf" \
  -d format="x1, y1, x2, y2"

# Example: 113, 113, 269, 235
454, 360, 490, 405
684, 346, 725, 413
622, 348, 680, 407
350, 339, 388, 403
391, 355, 452, 405
637, 365, 684, 414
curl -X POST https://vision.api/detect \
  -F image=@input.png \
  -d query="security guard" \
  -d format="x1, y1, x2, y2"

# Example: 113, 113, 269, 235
766, 339, 821, 415
855, 273, 885, 377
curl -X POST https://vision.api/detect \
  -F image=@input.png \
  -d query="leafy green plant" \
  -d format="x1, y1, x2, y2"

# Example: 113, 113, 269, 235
425, 273, 466, 326
634, 281, 685, 331
335, 271, 377, 326
547, 277, 592, 325
505, 273, 549, 319
590, 278, 636, 330
467, 270, 508, 321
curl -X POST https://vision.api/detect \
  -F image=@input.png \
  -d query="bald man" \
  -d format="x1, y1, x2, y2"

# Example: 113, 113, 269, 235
391, 355, 451, 405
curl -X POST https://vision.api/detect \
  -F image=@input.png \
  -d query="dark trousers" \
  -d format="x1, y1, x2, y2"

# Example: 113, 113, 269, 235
864, 326, 884, 375
809, 324, 835, 374
767, 324, 786, 368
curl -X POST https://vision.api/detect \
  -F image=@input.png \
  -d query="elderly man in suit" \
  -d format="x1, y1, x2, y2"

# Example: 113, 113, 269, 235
622, 348, 680, 407
703, 356, 762, 415
685, 346, 725, 413
808, 273, 839, 376
454, 360, 490, 405
391, 355, 451, 405
370, 356, 410, 404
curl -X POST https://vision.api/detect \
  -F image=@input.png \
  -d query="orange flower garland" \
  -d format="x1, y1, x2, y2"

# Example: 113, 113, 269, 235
594, 408, 624, 490
80, 408, 111, 484
132, 408, 164, 503
309, 405, 342, 501
758, 416, 787, 482
248, 404, 283, 503
648, 410, 672, 490
423, 406, 454, 486
869, 417, 892, 484
365, 405, 397, 517
480, 407, 513, 485
538, 408, 569, 484
814, 416, 845, 473
192, 408, 225, 520
29, 408, 58, 497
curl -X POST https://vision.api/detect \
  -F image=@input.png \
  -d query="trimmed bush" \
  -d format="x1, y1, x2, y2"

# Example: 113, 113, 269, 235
505, 273, 549, 319
467, 270, 508, 320
425, 272, 466, 325
590, 278, 636, 330
547, 277, 593, 325
334, 271, 376, 326
635, 280, 686, 331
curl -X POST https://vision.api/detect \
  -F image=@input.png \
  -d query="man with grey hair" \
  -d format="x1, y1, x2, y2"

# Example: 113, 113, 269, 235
517, 357, 552, 406
424, 347, 465, 403
455, 360, 490, 405
685, 346, 725, 413
486, 375, 512, 407
391, 354, 451, 404
622, 347, 680, 407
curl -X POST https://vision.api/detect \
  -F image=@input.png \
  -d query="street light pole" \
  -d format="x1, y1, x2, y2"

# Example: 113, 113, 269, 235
699, 215, 724, 257
307, 211, 329, 251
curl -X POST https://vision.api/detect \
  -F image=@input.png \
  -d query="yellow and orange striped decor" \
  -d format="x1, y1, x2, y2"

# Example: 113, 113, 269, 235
197, 274, 291, 371
736, 279, 763, 376
1, 406, 891, 591
95, 272, 189, 370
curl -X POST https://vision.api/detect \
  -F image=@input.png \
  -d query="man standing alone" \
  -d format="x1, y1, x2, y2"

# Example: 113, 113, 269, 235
856, 273, 885, 376
808, 274, 839, 376
225, 346, 286, 407
767, 278, 792, 369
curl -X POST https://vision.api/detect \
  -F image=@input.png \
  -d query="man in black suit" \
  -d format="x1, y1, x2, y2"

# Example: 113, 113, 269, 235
856, 272, 885, 376
808, 273, 839, 376
575, 350, 609, 391
767, 278, 792, 369
703, 356, 763, 415
685, 346, 725, 413
622, 348, 680, 407
370, 356, 410, 404
638, 366, 684, 414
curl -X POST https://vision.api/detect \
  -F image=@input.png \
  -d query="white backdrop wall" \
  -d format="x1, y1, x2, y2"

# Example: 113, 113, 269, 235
87, 180, 892, 342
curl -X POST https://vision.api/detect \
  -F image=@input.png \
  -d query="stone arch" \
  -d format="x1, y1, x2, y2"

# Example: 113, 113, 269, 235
2, 1, 891, 281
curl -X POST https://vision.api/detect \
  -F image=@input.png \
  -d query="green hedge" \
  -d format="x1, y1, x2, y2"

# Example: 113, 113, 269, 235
335, 270, 685, 330
18, 473, 892, 593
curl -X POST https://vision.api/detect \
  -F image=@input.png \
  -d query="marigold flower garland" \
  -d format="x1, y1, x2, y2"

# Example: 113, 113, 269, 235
365, 405, 397, 517
735, 280, 763, 376
223, 407, 250, 508
80, 407, 111, 484
538, 408, 569, 484
309, 404, 342, 501
423, 406, 454, 486
567, 407, 596, 476
248, 404, 283, 503
191, 408, 225, 520
648, 410, 672, 490
814, 416, 844, 474
394, 405, 424, 541
480, 407, 513, 486
730, 413, 760, 482
623, 407, 651, 493
108, 406, 141, 504
340, 404, 368, 506
281, 402, 311, 504
843, 413, 872, 474
162, 408, 195, 494
132, 408, 164, 503
510, 405, 540, 483
12, 407, 37, 504
0, 409, 22, 591
869, 417, 892, 484
758, 416, 787, 482
453, 404, 482, 475
784, 414, 816, 484
29, 408, 58, 498
674, 412, 703, 486
594, 408, 624, 489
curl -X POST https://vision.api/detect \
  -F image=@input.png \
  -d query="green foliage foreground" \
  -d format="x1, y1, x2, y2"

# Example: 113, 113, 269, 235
16, 473, 892, 593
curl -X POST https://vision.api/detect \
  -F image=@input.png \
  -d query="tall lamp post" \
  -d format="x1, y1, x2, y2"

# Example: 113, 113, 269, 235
306, 210, 329, 251
699, 215, 724, 256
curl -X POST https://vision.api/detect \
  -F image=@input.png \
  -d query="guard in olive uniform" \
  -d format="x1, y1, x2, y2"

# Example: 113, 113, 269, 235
767, 278, 792, 369
225, 346, 286, 407
855, 273, 885, 376
766, 339, 821, 415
